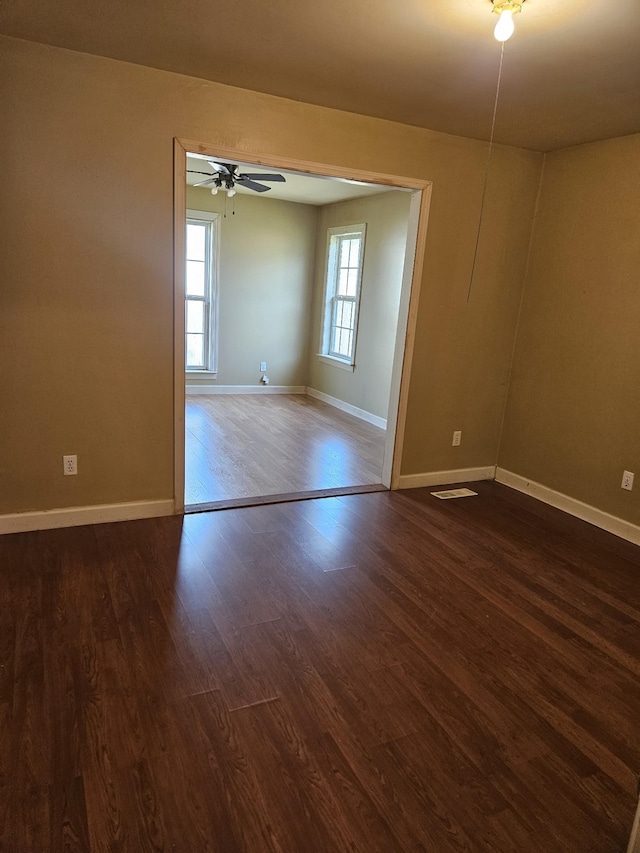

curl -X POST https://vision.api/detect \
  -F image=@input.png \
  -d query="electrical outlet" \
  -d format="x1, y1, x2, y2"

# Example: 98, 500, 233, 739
260, 361, 267, 372
621, 470, 634, 491
452, 430, 462, 447
63, 455, 77, 476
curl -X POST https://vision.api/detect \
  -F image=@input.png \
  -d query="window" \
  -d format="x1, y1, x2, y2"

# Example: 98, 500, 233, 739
320, 224, 366, 368
185, 211, 219, 372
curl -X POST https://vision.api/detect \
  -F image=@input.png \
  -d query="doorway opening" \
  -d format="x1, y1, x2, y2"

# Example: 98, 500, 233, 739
173, 141, 431, 513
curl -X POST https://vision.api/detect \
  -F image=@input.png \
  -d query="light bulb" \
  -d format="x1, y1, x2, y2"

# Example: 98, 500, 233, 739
227, 187, 236, 198
210, 187, 218, 195
494, 8, 515, 41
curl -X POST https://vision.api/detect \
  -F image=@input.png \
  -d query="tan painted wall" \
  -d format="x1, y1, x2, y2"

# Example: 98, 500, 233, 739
307, 191, 412, 420
186, 186, 317, 387
401, 151, 542, 475
498, 133, 640, 523
0, 36, 542, 514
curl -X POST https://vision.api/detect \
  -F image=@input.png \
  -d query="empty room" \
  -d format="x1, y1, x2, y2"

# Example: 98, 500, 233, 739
183, 157, 414, 508
1, 0, 639, 851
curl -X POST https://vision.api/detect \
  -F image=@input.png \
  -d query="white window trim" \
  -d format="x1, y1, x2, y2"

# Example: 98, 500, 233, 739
186, 209, 220, 375
316, 353, 356, 372
319, 223, 366, 368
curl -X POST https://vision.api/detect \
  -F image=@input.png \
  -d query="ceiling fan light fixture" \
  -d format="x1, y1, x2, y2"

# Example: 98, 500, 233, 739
187, 161, 286, 199
491, 0, 524, 41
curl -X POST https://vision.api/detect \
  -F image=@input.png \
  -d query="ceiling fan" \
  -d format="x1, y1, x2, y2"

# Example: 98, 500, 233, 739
188, 161, 286, 195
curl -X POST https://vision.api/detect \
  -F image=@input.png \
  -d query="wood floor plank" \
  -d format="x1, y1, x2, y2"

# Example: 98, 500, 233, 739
310, 730, 405, 852
185, 393, 385, 505
1, 483, 639, 851
186, 689, 291, 852
231, 698, 365, 852
48, 775, 91, 853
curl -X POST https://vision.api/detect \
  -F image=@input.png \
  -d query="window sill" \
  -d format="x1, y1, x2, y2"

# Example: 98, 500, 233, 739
185, 370, 218, 377
316, 354, 355, 373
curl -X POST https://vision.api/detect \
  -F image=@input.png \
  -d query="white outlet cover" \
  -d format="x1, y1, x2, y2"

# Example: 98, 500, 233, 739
63, 454, 77, 475
622, 470, 634, 490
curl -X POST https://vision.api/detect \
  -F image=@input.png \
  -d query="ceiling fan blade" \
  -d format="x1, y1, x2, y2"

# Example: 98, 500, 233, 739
187, 169, 216, 176
237, 178, 271, 193
240, 173, 286, 182
193, 178, 217, 187
207, 161, 231, 176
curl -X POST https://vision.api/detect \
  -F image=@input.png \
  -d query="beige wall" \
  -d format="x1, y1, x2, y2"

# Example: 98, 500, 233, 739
401, 150, 542, 475
0, 35, 541, 514
186, 186, 317, 387
498, 134, 640, 523
307, 191, 412, 420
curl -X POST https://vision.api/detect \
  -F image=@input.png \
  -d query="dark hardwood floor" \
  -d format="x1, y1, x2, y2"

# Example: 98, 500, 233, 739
1, 481, 639, 851
185, 394, 386, 506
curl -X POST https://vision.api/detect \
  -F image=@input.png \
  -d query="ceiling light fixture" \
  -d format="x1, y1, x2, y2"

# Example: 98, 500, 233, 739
491, 0, 524, 42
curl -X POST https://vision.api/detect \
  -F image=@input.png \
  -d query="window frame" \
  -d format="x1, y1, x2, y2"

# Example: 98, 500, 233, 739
185, 209, 220, 374
319, 223, 366, 370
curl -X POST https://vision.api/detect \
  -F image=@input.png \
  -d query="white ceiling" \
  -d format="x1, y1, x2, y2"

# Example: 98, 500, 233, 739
186, 155, 400, 205
1, 0, 639, 151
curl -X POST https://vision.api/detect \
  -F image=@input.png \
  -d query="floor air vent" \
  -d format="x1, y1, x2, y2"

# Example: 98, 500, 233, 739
431, 488, 478, 500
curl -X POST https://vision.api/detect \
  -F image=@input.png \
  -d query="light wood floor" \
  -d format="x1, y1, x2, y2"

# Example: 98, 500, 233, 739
1, 482, 639, 851
185, 394, 386, 506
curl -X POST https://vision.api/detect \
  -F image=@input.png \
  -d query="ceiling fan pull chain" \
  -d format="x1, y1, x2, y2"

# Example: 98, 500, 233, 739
467, 41, 505, 304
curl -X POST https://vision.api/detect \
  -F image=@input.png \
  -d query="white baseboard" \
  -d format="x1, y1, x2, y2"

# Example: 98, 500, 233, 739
186, 384, 306, 395
627, 794, 640, 853
495, 468, 640, 547
0, 499, 175, 535
397, 466, 496, 489
306, 387, 387, 429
